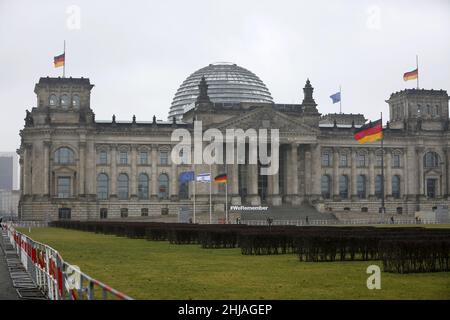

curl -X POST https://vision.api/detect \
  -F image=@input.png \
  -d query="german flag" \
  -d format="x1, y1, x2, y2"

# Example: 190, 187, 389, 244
54, 53, 65, 68
354, 119, 383, 144
403, 68, 418, 81
214, 173, 227, 184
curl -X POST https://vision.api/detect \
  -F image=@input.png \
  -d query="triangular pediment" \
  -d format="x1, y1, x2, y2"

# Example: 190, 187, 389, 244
213, 106, 319, 134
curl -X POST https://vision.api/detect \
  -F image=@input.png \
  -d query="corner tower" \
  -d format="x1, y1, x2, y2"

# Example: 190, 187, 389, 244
386, 89, 449, 131
30, 77, 95, 126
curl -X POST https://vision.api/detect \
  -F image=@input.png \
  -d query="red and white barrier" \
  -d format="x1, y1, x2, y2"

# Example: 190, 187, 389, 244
2, 223, 133, 300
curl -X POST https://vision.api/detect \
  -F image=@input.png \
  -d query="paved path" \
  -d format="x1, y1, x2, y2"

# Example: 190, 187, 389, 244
0, 232, 19, 300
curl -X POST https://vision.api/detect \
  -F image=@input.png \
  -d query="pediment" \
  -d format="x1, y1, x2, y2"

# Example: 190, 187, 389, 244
213, 106, 319, 134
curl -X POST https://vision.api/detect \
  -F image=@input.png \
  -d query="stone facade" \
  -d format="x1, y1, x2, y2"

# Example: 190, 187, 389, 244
18, 76, 450, 221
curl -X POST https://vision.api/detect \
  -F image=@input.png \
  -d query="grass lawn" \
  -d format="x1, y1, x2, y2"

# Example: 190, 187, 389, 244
18, 227, 450, 300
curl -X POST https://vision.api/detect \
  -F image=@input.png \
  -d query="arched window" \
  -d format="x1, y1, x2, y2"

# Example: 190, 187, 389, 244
321, 175, 331, 199
97, 174, 108, 200
60, 94, 70, 108
392, 175, 401, 199
375, 175, 383, 199
424, 152, 439, 168
72, 95, 80, 108
54, 147, 74, 164
117, 174, 129, 200
49, 94, 57, 106
357, 175, 366, 199
138, 173, 149, 200
158, 174, 169, 199
339, 175, 349, 199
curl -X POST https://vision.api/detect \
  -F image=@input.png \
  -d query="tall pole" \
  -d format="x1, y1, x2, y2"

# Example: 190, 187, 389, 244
193, 178, 196, 223
380, 112, 385, 222
339, 85, 342, 114
209, 164, 212, 224
63, 40, 66, 78
416, 54, 419, 89
225, 181, 228, 224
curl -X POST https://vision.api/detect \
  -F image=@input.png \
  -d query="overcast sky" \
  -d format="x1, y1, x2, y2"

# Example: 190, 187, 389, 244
0, 0, 449, 153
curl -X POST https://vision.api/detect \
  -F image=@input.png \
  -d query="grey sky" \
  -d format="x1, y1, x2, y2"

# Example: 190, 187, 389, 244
1, 0, 449, 153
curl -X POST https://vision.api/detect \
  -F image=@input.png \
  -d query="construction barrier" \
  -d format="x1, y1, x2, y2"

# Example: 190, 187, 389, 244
1, 223, 133, 300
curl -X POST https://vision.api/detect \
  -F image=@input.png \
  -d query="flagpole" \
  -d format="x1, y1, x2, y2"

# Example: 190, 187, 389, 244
380, 112, 385, 223
416, 54, 419, 89
209, 164, 212, 224
339, 85, 342, 114
63, 40, 66, 78
225, 181, 228, 224
193, 179, 196, 223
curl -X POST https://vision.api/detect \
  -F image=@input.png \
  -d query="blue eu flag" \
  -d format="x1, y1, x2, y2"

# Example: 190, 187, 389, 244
330, 92, 341, 104
179, 171, 195, 183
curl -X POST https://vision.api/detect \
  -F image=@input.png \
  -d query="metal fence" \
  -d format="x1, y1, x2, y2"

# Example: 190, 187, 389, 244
1, 223, 133, 300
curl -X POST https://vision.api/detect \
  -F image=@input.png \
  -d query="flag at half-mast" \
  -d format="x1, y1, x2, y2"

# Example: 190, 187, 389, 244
214, 173, 227, 184
403, 68, 418, 81
354, 119, 383, 144
54, 53, 65, 68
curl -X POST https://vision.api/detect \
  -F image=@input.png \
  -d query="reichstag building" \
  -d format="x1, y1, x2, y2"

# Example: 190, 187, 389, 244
18, 62, 450, 221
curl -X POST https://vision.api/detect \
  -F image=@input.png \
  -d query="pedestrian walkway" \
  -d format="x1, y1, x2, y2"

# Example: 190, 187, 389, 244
0, 231, 19, 300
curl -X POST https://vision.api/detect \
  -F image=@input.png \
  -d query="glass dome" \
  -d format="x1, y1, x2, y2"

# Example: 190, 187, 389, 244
169, 62, 273, 120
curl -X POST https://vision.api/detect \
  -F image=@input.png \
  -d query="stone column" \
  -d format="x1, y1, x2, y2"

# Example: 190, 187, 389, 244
385, 150, 392, 198
351, 148, 357, 200
110, 145, 117, 198
446, 148, 450, 199
311, 143, 322, 200
231, 146, 241, 205
267, 144, 281, 206
170, 148, 178, 201
368, 149, 375, 199
286, 143, 300, 205
23, 144, 32, 196
130, 145, 137, 199
19, 157, 24, 196
78, 142, 86, 196
332, 147, 339, 200
246, 164, 260, 206
151, 146, 158, 200
304, 147, 312, 196
43, 141, 51, 197
86, 141, 96, 196
417, 147, 425, 198
405, 145, 418, 200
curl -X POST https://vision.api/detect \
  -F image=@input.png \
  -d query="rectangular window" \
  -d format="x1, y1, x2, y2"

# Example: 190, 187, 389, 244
321, 152, 331, 167
140, 152, 148, 165
392, 154, 401, 168
57, 177, 71, 198
99, 151, 108, 164
357, 154, 366, 167
119, 151, 128, 165
141, 208, 149, 217
160, 151, 168, 165
120, 208, 128, 218
100, 208, 108, 219
340, 154, 348, 167
376, 155, 383, 167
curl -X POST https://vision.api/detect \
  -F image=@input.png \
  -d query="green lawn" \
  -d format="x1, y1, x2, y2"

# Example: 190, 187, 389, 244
19, 227, 450, 300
